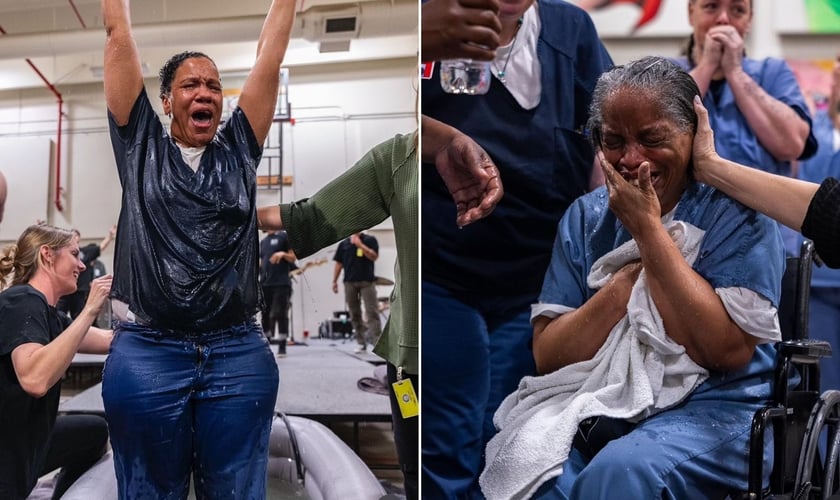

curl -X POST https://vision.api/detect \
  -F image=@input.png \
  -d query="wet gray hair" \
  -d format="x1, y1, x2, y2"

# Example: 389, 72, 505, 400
587, 56, 701, 149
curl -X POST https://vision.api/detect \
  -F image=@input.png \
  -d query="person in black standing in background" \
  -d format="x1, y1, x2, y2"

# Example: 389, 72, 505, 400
57, 224, 116, 320
259, 229, 296, 357
333, 232, 381, 353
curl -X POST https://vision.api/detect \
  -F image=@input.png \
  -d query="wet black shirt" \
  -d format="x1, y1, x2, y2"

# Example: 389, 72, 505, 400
108, 89, 263, 332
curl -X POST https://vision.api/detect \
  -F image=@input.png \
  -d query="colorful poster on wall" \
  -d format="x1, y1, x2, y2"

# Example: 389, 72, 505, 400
788, 58, 836, 113
775, 0, 840, 34
567, 0, 690, 37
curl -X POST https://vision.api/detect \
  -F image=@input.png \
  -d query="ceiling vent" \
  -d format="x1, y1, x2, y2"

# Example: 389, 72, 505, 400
325, 16, 357, 35
302, 6, 361, 43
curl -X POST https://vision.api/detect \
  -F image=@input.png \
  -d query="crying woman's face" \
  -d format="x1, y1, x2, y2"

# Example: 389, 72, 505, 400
163, 56, 223, 148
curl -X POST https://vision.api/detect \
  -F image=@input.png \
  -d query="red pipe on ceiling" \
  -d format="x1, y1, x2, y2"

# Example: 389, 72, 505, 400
68, 0, 88, 29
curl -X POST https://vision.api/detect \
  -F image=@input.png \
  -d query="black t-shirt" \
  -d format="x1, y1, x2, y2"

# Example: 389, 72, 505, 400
0, 284, 70, 498
259, 231, 296, 287
334, 234, 378, 282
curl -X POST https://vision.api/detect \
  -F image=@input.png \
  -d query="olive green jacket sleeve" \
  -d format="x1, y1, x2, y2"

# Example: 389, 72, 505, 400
281, 131, 418, 373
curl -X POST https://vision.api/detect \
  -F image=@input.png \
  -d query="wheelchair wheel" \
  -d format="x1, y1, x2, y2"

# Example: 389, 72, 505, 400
795, 389, 840, 499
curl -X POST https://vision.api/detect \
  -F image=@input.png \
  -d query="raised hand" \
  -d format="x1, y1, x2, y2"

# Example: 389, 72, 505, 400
708, 25, 745, 77
422, 0, 501, 62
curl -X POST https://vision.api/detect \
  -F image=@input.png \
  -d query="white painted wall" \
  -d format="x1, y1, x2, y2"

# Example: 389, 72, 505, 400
0, 56, 415, 338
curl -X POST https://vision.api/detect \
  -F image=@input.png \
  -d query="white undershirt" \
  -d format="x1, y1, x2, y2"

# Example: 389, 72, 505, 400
179, 145, 206, 172
491, 4, 541, 110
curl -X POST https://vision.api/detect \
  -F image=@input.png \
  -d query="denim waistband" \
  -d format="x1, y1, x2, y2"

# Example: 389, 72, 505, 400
112, 300, 259, 340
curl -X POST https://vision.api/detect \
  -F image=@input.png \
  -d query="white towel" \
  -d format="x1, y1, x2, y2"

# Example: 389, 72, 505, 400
479, 221, 710, 500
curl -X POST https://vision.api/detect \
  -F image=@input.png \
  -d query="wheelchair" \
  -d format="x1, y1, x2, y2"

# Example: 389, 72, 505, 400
744, 239, 840, 499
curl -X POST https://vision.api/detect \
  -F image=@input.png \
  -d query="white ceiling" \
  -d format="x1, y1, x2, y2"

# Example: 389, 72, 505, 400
0, 0, 418, 91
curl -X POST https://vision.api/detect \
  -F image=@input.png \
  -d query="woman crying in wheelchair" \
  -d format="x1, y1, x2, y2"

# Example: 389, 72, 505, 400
479, 56, 787, 499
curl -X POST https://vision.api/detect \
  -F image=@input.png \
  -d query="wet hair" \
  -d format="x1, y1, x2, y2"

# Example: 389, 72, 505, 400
586, 56, 701, 150
0, 224, 76, 289
159, 50, 216, 98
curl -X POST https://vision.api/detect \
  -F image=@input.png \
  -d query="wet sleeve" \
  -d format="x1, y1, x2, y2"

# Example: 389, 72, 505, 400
536, 199, 589, 313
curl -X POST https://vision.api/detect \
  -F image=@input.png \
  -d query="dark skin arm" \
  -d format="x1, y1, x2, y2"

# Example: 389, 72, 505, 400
534, 148, 760, 375
533, 261, 640, 374
600, 152, 758, 371
421, 115, 503, 226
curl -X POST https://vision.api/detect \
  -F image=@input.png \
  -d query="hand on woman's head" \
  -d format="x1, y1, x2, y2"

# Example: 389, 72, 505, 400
691, 96, 719, 183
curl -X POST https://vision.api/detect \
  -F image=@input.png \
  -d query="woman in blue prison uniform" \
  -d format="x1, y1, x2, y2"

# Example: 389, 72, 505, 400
420, 0, 613, 496
672, 56, 816, 176
527, 56, 786, 499
672, 0, 816, 262
531, 184, 784, 499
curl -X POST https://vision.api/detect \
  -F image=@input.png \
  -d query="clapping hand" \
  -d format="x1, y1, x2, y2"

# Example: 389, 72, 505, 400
707, 25, 745, 77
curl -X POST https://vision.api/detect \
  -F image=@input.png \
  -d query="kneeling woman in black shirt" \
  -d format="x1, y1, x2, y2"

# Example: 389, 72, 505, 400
0, 224, 113, 499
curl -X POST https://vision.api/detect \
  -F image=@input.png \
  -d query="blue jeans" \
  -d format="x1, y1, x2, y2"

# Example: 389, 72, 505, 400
421, 281, 537, 499
102, 320, 279, 500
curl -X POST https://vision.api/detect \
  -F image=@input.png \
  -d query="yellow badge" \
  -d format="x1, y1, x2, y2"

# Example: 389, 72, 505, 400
356, 248, 364, 257
392, 379, 419, 419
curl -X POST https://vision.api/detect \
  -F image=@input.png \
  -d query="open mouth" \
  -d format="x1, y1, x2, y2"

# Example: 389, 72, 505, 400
620, 172, 640, 187
191, 110, 214, 128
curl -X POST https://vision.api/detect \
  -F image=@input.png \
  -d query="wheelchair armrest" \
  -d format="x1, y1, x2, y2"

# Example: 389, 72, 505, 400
779, 338, 832, 363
